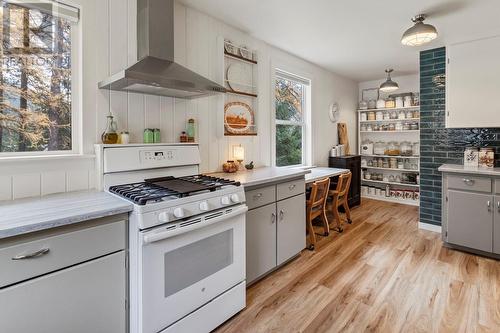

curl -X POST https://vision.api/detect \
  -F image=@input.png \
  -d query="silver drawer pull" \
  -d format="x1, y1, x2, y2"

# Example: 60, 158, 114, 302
498, 201, 500, 209
12, 248, 50, 260
271, 213, 276, 224
463, 178, 475, 185
253, 193, 263, 200
288, 184, 296, 191
279, 209, 284, 220
487, 201, 491, 211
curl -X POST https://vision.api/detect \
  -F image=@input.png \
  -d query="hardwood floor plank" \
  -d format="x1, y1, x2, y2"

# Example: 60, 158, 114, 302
214, 199, 500, 333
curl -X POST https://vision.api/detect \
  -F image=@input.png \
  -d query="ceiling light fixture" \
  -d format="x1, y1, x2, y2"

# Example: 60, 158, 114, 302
380, 69, 399, 93
401, 14, 438, 46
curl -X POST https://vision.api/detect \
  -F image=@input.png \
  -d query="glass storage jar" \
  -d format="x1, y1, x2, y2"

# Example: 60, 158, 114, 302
403, 122, 410, 131
385, 142, 400, 156
385, 97, 395, 108
376, 111, 383, 121
400, 141, 413, 156
383, 112, 390, 120
410, 122, 419, 130
406, 111, 413, 119
374, 141, 387, 155
398, 111, 406, 120
412, 142, 420, 156
360, 112, 367, 121
377, 158, 384, 168
364, 171, 372, 180
360, 124, 367, 132
412, 110, 420, 118
390, 111, 398, 119
395, 121, 403, 131
367, 111, 376, 121
389, 157, 398, 169
388, 123, 396, 131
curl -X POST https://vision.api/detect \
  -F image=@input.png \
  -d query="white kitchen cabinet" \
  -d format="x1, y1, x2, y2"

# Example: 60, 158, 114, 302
277, 194, 306, 265
246, 203, 277, 283
495, 196, 500, 254
0, 251, 126, 333
446, 35, 500, 128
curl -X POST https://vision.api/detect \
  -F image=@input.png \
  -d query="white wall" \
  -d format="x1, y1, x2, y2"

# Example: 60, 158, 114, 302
358, 74, 419, 101
0, 0, 358, 201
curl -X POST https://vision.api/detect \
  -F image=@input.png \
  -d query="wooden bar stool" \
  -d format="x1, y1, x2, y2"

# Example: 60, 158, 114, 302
306, 177, 330, 250
328, 171, 352, 233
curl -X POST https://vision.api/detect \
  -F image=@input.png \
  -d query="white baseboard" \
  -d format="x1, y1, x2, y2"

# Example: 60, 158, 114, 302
418, 221, 442, 233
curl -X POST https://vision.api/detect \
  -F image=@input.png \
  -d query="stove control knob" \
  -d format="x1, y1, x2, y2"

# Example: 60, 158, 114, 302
230, 194, 240, 203
173, 207, 185, 218
221, 196, 231, 205
199, 201, 209, 211
158, 212, 170, 223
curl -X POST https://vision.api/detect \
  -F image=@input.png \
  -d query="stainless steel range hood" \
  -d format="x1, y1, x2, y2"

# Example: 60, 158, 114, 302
98, 0, 225, 99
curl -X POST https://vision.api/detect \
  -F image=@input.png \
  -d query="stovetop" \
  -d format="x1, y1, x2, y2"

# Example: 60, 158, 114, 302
108, 175, 241, 205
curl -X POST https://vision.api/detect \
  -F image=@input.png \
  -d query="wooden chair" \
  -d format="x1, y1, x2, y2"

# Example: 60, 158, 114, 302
306, 177, 330, 250
328, 171, 352, 233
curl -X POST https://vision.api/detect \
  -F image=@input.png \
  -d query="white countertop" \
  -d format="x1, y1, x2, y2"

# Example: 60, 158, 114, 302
304, 167, 349, 183
208, 167, 311, 187
438, 164, 500, 177
0, 191, 133, 239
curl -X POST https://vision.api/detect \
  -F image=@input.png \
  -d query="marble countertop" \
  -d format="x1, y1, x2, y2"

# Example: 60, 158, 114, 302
0, 191, 133, 239
208, 167, 311, 187
438, 164, 500, 177
305, 167, 349, 183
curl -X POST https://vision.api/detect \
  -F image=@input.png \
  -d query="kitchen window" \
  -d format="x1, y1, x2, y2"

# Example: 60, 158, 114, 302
274, 69, 310, 167
0, 0, 80, 155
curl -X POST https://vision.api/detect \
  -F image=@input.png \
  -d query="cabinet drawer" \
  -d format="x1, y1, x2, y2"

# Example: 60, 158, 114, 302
277, 179, 305, 201
447, 175, 491, 193
0, 220, 126, 287
495, 179, 500, 194
246, 186, 275, 210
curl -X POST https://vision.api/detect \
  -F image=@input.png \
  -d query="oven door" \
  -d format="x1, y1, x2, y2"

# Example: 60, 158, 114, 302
140, 205, 247, 333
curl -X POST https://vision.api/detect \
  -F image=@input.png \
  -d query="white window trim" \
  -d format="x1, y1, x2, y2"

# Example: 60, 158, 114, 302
271, 68, 312, 168
0, 0, 82, 158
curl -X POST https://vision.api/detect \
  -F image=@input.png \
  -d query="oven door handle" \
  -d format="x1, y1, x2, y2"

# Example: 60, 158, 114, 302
143, 205, 248, 244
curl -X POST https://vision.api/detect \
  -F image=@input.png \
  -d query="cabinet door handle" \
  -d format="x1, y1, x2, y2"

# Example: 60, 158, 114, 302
271, 213, 276, 224
487, 201, 491, 211
279, 209, 284, 220
12, 248, 50, 260
463, 178, 475, 185
288, 184, 296, 191
253, 193, 263, 200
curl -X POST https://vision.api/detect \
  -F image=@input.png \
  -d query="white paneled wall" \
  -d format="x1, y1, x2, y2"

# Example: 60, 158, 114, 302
0, 0, 358, 201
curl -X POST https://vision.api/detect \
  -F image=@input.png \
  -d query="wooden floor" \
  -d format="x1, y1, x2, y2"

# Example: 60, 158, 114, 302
215, 199, 500, 333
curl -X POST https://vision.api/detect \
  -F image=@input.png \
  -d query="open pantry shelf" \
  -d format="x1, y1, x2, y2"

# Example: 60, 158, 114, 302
361, 154, 419, 159
362, 194, 420, 207
360, 118, 420, 123
360, 130, 419, 133
358, 106, 420, 112
362, 179, 419, 187
362, 166, 419, 172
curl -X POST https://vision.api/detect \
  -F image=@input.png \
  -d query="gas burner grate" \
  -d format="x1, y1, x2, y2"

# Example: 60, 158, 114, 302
109, 175, 240, 205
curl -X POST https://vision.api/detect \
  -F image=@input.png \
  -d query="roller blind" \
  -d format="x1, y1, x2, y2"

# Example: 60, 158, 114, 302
4, 0, 79, 22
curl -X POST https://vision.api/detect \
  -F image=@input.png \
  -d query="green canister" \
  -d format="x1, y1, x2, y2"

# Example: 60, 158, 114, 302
143, 128, 154, 143
153, 128, 161, 143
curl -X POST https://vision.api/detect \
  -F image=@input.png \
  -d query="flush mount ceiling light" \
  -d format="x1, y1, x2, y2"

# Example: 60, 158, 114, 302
380, 69, 399, 93
401, 14, 438, 46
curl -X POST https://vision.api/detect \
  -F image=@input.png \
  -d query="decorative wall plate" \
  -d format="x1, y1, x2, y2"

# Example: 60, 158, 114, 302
224, 101, 254, 134
226, 63, 253, 93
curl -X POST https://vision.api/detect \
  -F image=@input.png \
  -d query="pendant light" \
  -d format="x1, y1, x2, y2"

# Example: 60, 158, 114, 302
380, 69, 399, 93
401, 14, 438, 46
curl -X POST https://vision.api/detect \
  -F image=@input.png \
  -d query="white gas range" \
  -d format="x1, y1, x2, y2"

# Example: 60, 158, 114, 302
96, 143, 247, 333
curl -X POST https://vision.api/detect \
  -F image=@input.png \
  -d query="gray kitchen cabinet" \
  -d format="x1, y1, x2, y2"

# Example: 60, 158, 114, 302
446, 190, 493, 253
246, 203, 277, 283
0, 251, 126, 333
495, 196, 500, 254
0, 215, 127, 333
277, 194, 306, 265
245, 177, 306, 284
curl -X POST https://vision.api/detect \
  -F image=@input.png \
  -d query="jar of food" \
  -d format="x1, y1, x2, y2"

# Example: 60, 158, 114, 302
389, 175, 395, 182
376, 111, 383, 121
367, 111, 376, 121
410, 122, 419, 130
361, 159, 368, 167
373, 124, 380, 131
413, 93, 420, 106
406, 111, 413, 119
403, 122, 410, 131
412, 142, 420, 156
366, 124, 373, 131
367, 159, 374, 167
364, 171, 372, 180
398, 161, 404, 169
360, 112, 367, 121
361, 140, 374, 155
385, 142, 400, 156
388, 123, 396, 131
390, 111, 398, 119
395, 96, 404, 108
383, 112, 390, 120
377, 158, 384, 168
385, 97, 395, 108
395, 122, 403, 131
101, 114, 118, 144
389, 157, 398, 169
400, 141, 413, 156
359, 100, 368, 110
413, 110, 420, 118
368, 99, 377, 109
404, 159, 412, 170
382, 159, 389, 168
404, 95, 413, 107
360, 124, 367, 132
374, 141, 386, 155
398, 111, 406, 120
376, 99, 386, 109
222, 160, 238, 173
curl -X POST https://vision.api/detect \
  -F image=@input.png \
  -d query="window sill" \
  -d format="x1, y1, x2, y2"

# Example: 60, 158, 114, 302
0, 154, 95, 163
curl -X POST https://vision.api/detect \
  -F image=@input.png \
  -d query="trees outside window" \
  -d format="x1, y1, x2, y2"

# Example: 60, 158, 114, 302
275, 71, 309, 167
0, 1, 76, 153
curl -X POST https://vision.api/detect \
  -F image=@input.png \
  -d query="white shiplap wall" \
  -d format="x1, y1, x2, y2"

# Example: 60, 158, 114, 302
0, 0, 358, 201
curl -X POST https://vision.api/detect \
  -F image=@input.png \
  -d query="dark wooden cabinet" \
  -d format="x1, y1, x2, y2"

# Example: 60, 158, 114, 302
329, 155, 361, 208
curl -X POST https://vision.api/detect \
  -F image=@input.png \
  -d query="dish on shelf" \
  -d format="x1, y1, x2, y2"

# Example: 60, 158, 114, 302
224, 101, 255, 134
238, 45, 252, 61
226, 62, 253, 94
224, 39, 236, 55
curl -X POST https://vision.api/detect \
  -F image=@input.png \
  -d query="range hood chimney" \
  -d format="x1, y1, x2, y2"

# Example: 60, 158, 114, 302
98, 0, 226, 99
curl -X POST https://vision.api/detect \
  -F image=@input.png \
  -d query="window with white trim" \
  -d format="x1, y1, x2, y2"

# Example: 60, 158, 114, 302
274, 70, 310, 167
0, 0, 79, 154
